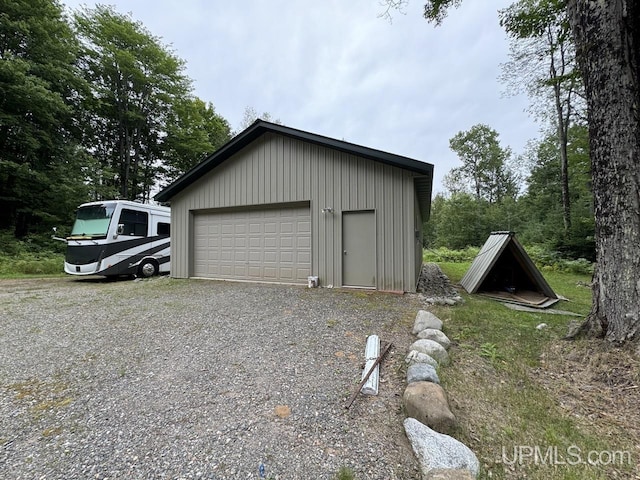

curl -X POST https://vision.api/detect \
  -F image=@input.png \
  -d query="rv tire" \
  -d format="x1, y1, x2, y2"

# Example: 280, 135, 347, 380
138, 259, 158, 278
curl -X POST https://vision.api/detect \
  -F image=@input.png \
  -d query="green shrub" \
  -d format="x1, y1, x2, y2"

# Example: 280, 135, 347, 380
423, 246, 480, 263
525, 244, 594, 275
0, 230, 66, 276
0, 252, 64, 276
424, 244, 594, 275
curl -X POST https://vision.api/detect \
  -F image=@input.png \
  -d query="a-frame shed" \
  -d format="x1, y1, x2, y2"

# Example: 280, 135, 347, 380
460, 231, 558, 308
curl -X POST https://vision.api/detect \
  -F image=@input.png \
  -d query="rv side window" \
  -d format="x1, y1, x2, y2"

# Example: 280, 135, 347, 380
157, 222, 170, 236
119, 209, 148, 236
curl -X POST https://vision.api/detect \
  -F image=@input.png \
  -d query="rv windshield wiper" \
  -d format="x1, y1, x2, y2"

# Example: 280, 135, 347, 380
68, 235, 100, 245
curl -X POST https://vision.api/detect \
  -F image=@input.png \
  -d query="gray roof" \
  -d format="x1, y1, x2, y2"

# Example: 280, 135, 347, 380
155, 120, 433, 220
460, 231, 557, 298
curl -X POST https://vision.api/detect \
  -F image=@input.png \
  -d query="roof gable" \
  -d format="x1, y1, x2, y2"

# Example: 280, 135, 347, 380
155, 120, 433, 219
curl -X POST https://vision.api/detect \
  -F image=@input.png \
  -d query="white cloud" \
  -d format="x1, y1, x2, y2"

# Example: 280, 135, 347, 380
62, 0, 540, 193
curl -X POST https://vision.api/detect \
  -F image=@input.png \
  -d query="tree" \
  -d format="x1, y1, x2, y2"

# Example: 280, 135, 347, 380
236, 106, 282, 133
518, 124, 593, 257
499, 0, 585, 235
447, 124, 518, 203
162, 97, 231, 183
566, 1, 640, 344
0, 0, 89, 237
429, 193, 488, 249
396, 0, 640, 345
74, 5, 191, 201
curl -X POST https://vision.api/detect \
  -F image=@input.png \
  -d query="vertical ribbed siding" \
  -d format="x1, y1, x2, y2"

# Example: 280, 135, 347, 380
170, 132, 420, 291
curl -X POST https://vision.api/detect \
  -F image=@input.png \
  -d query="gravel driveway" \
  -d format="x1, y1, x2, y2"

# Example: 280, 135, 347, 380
0, 276, 421, 479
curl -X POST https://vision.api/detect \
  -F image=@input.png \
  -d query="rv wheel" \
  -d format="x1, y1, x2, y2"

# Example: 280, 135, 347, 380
138, 259, 158, 278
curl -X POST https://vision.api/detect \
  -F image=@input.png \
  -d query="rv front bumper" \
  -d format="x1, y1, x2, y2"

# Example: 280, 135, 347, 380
64, 261, 100, 275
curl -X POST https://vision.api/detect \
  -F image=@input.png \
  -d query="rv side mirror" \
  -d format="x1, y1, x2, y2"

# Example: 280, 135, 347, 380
116, 224, 124, 236
51, 227, 67, 243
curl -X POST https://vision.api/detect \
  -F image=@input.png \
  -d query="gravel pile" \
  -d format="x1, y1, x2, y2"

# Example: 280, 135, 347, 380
416, 264, 462, 305
0, 277, 421, 479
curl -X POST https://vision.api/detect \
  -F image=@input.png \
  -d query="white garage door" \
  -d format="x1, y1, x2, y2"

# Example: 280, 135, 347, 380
193, 205, 311, 284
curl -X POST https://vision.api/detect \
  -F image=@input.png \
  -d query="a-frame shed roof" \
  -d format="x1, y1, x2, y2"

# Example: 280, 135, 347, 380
461, 231, 557, 305
155, 120, 434, 220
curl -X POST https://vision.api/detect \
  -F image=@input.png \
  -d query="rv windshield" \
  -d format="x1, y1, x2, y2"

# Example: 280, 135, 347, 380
70, 203, 116, 238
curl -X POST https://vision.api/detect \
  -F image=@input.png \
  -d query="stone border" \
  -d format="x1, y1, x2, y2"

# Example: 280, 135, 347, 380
402, 309, 480, 479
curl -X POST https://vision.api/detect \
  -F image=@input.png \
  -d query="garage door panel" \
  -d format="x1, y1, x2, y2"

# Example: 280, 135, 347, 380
298, 221, 311, 232
297, 236, 311, 248
193, 206, 311, 284
264, 251, 277, 263
249, 237, 261, 248
279, 267, 293, 280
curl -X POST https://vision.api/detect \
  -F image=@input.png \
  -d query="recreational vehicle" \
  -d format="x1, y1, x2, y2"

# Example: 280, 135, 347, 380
60, 200, 170, 278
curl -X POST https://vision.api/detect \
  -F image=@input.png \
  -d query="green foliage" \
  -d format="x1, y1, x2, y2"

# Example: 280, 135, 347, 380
0, 0, 235, 250
162, 97, 231, 183
447, 124, 518, 203
428, 265, 634, 480
334, 466, 356, 480
74, 5, 193, 201
0, 231, 64, 276
479, 342, 503, 362
426, 193, 523, 250
423, 246, 480, 263
424, 244, 594, 276
525, 245, 594, 275
518, 125, 594, 259
0, 0, 89, 237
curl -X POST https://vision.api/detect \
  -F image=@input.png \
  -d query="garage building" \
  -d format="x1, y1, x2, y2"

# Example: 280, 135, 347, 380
155, 120, 433, 292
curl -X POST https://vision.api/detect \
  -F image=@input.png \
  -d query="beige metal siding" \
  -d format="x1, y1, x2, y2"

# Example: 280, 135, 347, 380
170, 132, 420, 291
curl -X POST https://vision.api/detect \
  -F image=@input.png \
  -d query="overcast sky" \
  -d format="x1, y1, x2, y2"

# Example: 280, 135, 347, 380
61, 0, 541, 194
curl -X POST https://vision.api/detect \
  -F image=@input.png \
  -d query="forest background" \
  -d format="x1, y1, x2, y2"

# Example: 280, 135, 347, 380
0, 0, 593, 274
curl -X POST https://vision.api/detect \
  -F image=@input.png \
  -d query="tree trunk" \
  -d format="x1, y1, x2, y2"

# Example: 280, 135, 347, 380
549, 25, 572, 235
567, 0, 640, 345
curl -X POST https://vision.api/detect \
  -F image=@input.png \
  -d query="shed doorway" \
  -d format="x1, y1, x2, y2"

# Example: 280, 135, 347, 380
342, 210, 376, 288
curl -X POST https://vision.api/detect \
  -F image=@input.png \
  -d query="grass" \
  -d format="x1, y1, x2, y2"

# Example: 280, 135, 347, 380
0, 252, 64, 277
429, 262, 638, 479
334, 466, 356, 480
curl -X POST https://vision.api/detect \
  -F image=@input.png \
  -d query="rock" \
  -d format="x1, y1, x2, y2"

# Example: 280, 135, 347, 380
407, 362, 440, 384
403, 382, 456, 434
409, 339, 450, 365
404, 418, 479, 478
536, 323, 548, 330
412, 310, 443, 333
427, 469, 475, 480
421, 296, 460, 306
417, 328, 451, 349
405, 351, 439, 368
